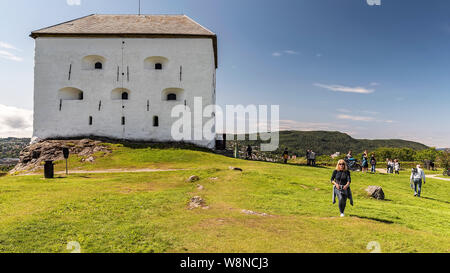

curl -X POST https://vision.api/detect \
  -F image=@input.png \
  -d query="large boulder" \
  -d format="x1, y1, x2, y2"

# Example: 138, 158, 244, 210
366, 186, 385, 200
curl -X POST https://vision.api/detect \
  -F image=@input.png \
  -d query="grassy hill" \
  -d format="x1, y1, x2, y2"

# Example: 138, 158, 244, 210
0, 142, 448, 253
232, 131, 429, 156
0, 138, 30, 159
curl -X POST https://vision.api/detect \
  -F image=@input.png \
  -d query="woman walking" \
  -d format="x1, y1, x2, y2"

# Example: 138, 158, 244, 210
331, 159, 354, 217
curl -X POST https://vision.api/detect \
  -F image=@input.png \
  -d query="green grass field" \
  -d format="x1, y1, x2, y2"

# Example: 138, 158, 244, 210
0, 143, 449, 253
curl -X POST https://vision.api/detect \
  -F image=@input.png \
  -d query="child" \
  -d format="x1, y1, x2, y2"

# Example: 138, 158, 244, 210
394, 159, 400, 174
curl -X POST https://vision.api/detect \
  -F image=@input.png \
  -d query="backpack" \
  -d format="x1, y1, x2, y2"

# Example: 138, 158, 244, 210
411, 168, 418, 176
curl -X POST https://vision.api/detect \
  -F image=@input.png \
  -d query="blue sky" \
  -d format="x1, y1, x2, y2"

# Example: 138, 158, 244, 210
0, 0, 449, 147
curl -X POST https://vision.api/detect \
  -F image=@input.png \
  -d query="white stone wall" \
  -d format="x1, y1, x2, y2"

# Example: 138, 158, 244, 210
33, 37, 217, 148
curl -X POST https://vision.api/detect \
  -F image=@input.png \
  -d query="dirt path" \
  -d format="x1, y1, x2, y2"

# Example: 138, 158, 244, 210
428, 175, 450, 182
19, 168, 187, 176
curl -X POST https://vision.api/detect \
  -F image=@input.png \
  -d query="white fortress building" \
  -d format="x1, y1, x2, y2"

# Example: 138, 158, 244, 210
30, 14, 218, 148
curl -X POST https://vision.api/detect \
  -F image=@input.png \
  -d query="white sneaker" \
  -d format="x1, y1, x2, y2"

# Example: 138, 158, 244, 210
340, 213, 345, 217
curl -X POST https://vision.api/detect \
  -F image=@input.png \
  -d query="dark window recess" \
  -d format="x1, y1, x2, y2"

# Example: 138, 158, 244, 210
122, 117, 126, 125
95, 62, 103, 70
79, 92, 84, 100
122, 92, 129, 100
59, 99, 62, 111
89, 116, 93, 125
147, 100, 150, 111
167, 93, 177, 101
155, 63, 163, 70
127, 66, 130, 81
117, 66, 120, 81
68, 64, 72, 80
98, 101, 102, 111
153, 116, 159, 127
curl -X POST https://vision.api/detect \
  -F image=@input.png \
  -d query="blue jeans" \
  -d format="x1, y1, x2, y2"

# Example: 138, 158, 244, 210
371, 165, 376, 172
413, 179, 422, 197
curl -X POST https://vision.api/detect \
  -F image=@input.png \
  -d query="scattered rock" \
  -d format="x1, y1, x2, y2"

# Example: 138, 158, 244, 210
241, 209, 270, 217
187, 175, 200, 183
197, 184, 204, 191
9, 139, 111, 174
210, 177, 219, 181
365, 186, 385, 200
188, 196, 209, 210
82, 156, 95, 163
229, 167, 243, 172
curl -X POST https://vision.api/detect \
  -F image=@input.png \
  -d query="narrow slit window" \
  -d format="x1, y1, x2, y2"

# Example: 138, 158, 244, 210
79, 92, 84, 100
153, 116, 159, 127
89, 116, 93, 125
122, 117, 126, 126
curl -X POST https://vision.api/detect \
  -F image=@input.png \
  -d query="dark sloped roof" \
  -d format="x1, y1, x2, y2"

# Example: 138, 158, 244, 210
30, 14, 218, 67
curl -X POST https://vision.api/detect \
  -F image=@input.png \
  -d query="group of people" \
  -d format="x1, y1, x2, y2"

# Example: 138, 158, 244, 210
331, 159, 427, 217
386, 159, 401, 174
306, 150, 316, 166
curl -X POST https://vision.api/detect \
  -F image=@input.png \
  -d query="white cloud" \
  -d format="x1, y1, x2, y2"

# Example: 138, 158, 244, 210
0, 50, 23, 62
314, 83, 375, 94
369, 82, 380, 86
0, 41, 20, 51
272, 50, 299, 57
67, 0, 81, 6
0, 104, 33, 138
272, 52, 282, 57
284, 50, 299, 55
337, 114, 375, 122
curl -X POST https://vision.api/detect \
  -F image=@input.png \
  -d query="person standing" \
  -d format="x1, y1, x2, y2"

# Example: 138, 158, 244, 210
394, 159, 400, 174
331, 159, 354, 217
246, 145, 253, 160
283, 148, 289, 164
306, 150, 311, 166
410, 164, 426, 197
310, 150, 316, 166
370, 153, 377, 173
362, 150, 369, 173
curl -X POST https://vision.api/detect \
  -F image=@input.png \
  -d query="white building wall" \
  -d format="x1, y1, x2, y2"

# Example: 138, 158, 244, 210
33, 37, 217, 148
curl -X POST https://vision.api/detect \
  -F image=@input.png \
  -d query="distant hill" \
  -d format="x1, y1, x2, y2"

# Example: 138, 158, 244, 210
230, 131, 429, 156
0, 138, 31, 160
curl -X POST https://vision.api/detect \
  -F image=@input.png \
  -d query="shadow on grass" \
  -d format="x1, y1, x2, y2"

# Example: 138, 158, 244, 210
421, 196, 450, 204
349, 215, 395, 224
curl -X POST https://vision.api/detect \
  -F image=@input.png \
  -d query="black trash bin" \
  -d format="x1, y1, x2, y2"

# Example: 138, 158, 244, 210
44, 160, 54, 179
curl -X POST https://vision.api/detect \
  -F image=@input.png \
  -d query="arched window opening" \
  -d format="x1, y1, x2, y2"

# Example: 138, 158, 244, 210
82, 55, 106, 70
161, 88, 184, 102
167, 93, 177, 101
144, 56, 169, 70
59, 87, 84, 101
153, 116, 159, 127
111, 88, 131, 100
89, 116, 93, 125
